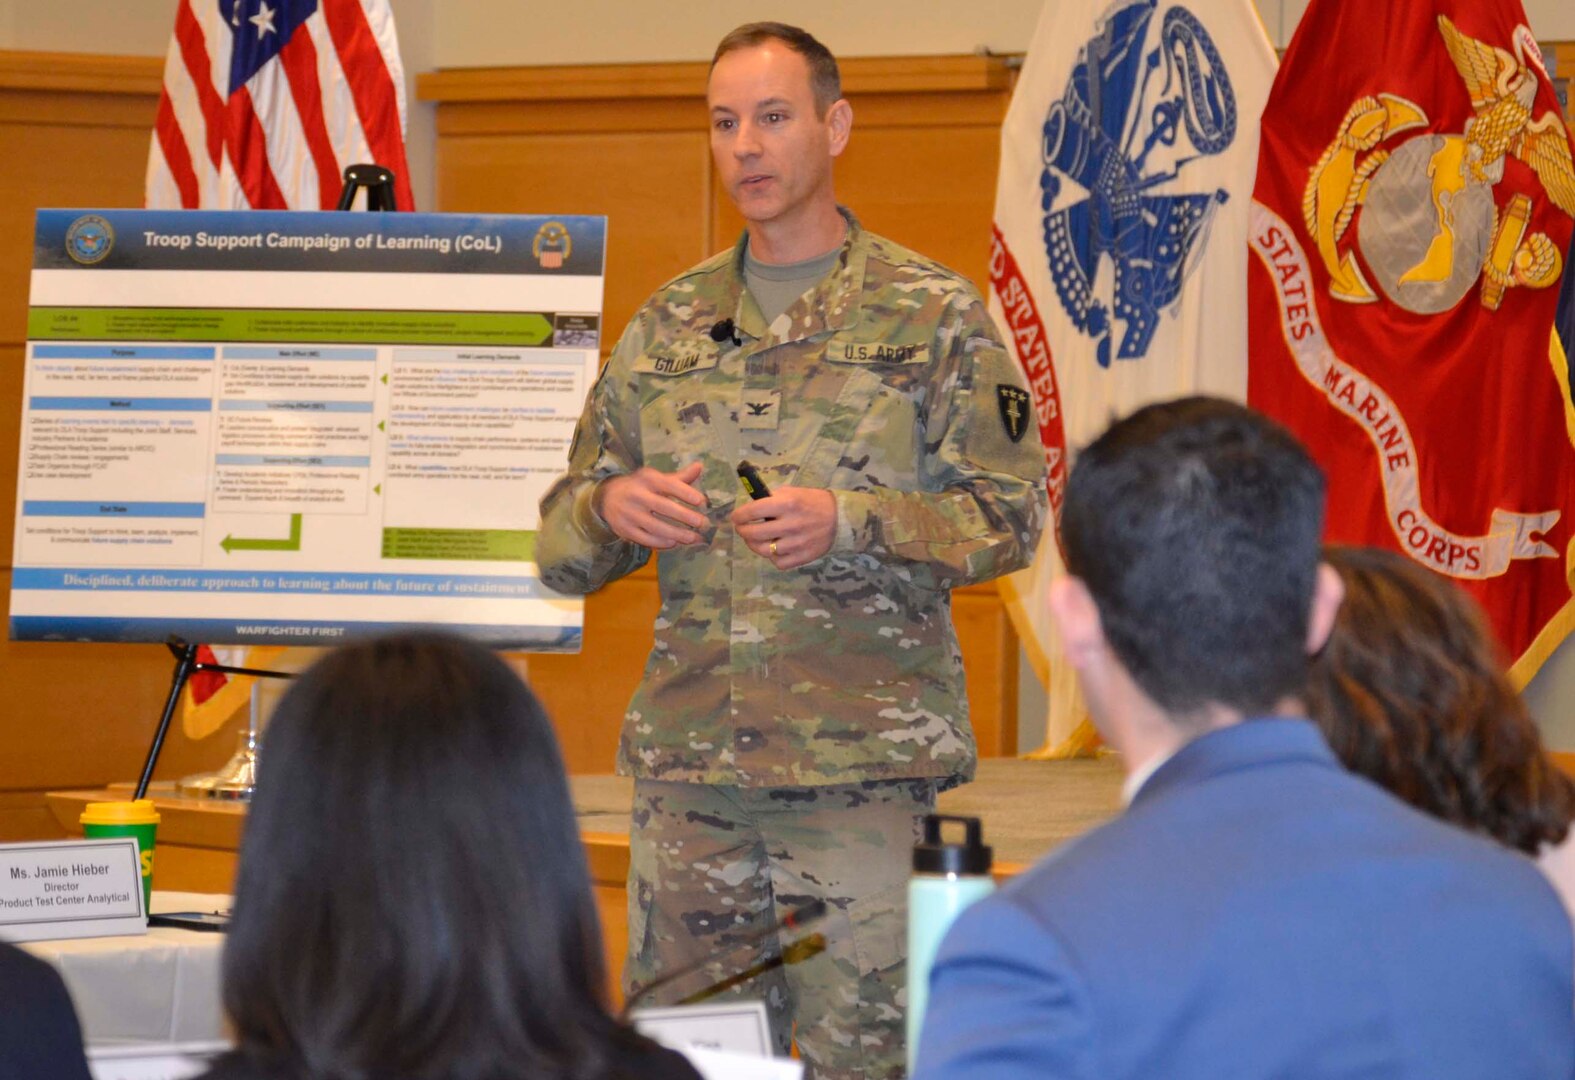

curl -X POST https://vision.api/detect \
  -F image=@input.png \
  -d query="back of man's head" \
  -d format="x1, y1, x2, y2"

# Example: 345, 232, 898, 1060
1061, 396, 1326, 721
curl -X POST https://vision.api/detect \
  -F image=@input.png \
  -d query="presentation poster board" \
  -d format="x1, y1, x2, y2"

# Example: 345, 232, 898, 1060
10, 209, 606, 649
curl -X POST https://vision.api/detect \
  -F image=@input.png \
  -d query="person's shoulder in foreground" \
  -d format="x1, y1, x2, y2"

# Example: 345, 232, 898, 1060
0, 942, 93, 1080
916, 718, 1574, 1080
913, 396, 1575, 1080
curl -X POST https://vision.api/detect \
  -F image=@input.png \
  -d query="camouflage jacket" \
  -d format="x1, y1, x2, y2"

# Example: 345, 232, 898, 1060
537, 212, 1048, 787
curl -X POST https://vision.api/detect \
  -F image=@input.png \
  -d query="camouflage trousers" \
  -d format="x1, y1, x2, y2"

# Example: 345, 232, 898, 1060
625, 778, 936, 1080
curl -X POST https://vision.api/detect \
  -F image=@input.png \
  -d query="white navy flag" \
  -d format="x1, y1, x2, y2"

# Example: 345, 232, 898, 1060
991, 0, 1276, 755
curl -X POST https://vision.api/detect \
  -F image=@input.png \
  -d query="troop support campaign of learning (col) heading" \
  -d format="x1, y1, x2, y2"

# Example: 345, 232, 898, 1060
34, 209, 607, 277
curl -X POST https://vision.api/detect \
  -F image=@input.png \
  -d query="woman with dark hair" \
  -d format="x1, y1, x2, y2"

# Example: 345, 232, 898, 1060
1307, 545, 1575, 916
198, 632, 700, 1080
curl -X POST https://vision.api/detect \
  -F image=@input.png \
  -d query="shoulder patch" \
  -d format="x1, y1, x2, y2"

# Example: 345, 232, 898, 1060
997, 385, 1032, 443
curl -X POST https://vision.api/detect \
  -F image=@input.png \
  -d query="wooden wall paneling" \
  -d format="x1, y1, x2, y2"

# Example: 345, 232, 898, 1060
823, 121, 1003, 290
0, 790, 69, 843
583, 832, 631, 999
0, 589, 246, 796
435, 119, 714, 346
0, 54, 162, 348
953, 585, 1019, 757
0, 578, 243, 833
1551, 42, 1573, 128
521, 569, 661, 775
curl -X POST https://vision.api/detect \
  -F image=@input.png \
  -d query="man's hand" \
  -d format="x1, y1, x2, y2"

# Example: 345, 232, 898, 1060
731, 487, 836, 570
598, 463, 710, 549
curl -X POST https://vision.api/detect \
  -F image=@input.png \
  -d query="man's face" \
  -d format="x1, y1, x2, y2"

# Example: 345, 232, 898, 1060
707, 43, 847, 231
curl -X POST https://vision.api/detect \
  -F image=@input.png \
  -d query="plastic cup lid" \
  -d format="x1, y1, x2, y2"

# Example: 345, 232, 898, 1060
80, 799, 161, 826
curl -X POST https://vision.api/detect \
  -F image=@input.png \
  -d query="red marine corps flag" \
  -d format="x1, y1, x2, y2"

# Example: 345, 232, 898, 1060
991, 0, 1275, 754
1249, 0, 1575, 681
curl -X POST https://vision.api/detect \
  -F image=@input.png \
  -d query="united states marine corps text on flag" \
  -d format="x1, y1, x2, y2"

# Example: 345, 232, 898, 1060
1248, 0, 1575, 681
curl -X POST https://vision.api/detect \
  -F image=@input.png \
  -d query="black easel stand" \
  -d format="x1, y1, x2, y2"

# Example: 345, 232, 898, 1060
133, 637, 295, 801
335, 163, 399, 211
132, 165, 405, 801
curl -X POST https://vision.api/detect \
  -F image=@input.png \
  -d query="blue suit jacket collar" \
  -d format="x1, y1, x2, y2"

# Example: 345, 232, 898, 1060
1131, 717, 1336, 809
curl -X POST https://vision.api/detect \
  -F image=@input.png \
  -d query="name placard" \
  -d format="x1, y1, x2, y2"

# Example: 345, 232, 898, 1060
683, 1046, 803, 1080
0, 838, 146, 942
632, 1000, 774, 1056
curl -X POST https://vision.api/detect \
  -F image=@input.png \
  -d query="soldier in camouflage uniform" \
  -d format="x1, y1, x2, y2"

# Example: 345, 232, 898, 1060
536, 22, 1047, 1080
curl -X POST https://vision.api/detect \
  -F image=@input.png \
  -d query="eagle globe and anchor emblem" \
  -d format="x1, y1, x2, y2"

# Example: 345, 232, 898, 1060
1039, 0, 1240, 368
1305, 16, 1575, 316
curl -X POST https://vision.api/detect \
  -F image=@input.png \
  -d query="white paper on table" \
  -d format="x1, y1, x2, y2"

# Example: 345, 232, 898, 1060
86, 1040, 227, 1080
679, 1045, 804, 1080
632, 1000, 773, 1056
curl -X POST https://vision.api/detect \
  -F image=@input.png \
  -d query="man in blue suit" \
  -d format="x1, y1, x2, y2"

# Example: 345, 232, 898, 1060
914, 397, 1575, 1080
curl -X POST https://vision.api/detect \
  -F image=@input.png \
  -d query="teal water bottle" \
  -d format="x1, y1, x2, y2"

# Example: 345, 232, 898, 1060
907, 814, 994, 1071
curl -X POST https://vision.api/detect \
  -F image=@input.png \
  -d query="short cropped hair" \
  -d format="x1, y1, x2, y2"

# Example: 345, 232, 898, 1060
1309, 545, 1575, 854
1061, 397, 1326, 721
712, 22, 842, 116
218, 632, 650, 1078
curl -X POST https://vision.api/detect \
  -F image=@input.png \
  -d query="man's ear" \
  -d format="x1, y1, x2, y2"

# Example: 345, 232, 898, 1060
1305, 562, 1345, 655
1048, 575, 1104, 669
826, 98, 852, 157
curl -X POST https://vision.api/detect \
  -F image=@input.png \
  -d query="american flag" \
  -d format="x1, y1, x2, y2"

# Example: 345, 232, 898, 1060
147, 0, 413, 211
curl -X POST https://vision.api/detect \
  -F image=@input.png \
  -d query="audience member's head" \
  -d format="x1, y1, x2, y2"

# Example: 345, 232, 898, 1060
1308, 545, 1575, 855
218, 632, 640, 1080
1051, 396, 1339, 742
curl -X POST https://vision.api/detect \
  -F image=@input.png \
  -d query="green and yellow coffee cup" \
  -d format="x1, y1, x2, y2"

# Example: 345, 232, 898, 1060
80, 800, 160, 914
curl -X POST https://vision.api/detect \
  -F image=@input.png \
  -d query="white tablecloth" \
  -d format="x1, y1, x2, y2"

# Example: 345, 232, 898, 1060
21, 891, 229, 1047
23, 892, 801, 1080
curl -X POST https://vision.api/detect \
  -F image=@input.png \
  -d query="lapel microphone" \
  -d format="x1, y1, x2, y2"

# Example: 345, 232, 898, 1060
710, 318, 741, 346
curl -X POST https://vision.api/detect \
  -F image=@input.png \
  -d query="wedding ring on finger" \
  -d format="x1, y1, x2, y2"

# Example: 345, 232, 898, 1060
770, 541, 778, 556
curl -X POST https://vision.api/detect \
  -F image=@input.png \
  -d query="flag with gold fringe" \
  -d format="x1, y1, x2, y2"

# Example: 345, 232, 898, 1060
991, 0, 1276, 754
1248, 0, 1575, 683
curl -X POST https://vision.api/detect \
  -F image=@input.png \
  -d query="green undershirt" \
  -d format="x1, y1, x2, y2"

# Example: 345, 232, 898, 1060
743, 242, 842, 325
